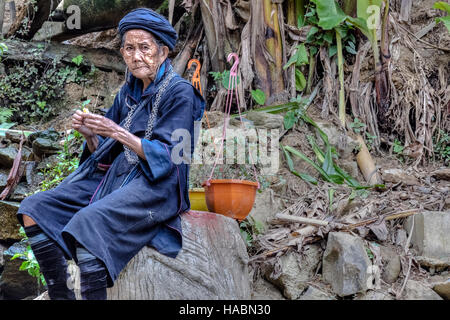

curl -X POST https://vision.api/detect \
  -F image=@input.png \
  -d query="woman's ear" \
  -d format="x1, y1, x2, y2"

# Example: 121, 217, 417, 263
160, 46, 169, 62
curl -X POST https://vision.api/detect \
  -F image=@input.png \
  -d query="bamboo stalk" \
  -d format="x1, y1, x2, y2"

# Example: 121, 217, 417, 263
345, 209, 420, 231
0, 128, 33, 136
275, 213, 329, 227
356, 134, 381, 185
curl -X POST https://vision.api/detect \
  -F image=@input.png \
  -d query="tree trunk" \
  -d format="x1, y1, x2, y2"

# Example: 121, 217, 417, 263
6, 0, 166, 41
342, 0, 357, 17
6, 0, 62, 40
199, 0, 223, 72
2, 38, 126, 73
251, 0, 285, 103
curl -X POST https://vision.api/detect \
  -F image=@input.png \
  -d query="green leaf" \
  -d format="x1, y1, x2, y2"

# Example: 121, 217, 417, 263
298, 173, 318, 185
285, 44, 309, 69
322, 146, 343, 184
284, 110, 297, 130
10, 253, 24, 260
0, 43, 7, 57
19, 261, 29, 270
310, 0, 347, 30
251, 89, 266, 105
297, 14, 305, 28
328, 188, 335, 209
357, 0, 383, 21
295, 69, 307, 91
433, 1, 450, 13
346, 16, 374, 42
436, 16, 450, 33
329, 45, 337, 58
283, 146, 317, 184
345, 45, 358, 55
306, 26, 320, 42
296, 44, 309, 66
284, 51, 299, 70
71, 55, 83, 66
283, 145, 335, 183
323, 31, 334, 44
221, 70, 240, 89
310, 46, 318, 57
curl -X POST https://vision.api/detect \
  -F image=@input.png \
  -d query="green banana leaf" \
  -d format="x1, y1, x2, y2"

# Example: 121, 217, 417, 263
310, 0, 347, 30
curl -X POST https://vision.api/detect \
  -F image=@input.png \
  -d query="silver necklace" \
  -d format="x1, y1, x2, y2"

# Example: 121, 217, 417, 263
123, 69, 176, 164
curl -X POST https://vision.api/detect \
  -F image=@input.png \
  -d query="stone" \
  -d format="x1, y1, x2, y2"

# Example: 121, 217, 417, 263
323, 232, 371, 297
105, 211, 251, 299
34, 291, 50, 300
337, 160, 360, 180
32, 138, 61, 158
403, 280, 443, 300
28, 129, 60, 145
0, 243, 7, 272
355, 289, 394, 300
0, 242, 43, 300
0, 201, 22, 241
431, 168, 450, 181
299, 286, 335, 300
431, 278, 450, 300
244, 111, 284, 130
395, 229, 408, 248
0, 170, 8, 189
251, 276, 286, 300
404, 211, 450, 263
5, 131, 27, 144
379, 246, 401, 284
0, 146, 33, 168
314, 121, 360, 159
35, 154, 60, 171
10, 183, 31, 202
249, 189, 282, 231
381, 168, 420, 186
0, 146, 17, 168
262, 244, 322, 300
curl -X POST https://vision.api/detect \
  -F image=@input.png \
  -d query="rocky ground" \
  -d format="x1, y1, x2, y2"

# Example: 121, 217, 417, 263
0, 0, 448, 300
0, 100, 448, 300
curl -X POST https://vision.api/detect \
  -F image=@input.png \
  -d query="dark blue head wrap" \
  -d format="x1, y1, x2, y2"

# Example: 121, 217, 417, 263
118, 8, 178, 51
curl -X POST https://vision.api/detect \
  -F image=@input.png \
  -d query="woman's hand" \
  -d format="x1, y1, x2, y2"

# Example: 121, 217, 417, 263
82, 113, 122, 139
83, 112, 145, 159
72, 110, 94, 138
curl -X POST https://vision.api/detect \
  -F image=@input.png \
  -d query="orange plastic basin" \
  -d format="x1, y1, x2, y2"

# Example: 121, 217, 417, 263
202, 179, 258, 221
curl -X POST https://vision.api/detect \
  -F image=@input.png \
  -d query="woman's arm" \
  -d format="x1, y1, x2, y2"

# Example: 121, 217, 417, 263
81, 113, 146, 159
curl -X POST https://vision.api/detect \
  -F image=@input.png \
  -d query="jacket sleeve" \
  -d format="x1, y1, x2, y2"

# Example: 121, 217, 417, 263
79, 88, 124, 164
139, 82, 205, 182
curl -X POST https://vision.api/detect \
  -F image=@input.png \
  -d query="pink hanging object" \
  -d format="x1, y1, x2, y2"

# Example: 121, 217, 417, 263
206, 53, 260, 189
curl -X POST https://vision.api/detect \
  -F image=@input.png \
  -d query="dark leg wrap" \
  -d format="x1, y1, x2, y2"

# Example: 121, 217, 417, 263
24, 224, 76, 300
76, 246, 107, 300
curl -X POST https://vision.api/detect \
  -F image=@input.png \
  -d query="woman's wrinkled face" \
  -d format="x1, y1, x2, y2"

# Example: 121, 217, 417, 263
120, 29, 167, 84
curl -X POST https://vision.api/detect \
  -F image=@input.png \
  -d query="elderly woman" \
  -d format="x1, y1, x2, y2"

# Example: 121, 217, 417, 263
16, 8, 204, 300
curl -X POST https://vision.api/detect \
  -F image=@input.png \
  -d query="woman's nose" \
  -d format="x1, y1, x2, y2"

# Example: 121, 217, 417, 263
132, 49, 143, 62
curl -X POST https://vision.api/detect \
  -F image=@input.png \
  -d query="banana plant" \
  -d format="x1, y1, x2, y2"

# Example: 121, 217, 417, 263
355, 0, 390, 124
310, 0, 391, 129
310, 0, 348, 127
